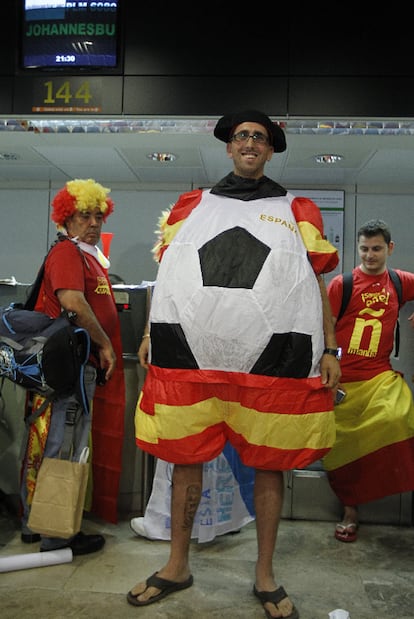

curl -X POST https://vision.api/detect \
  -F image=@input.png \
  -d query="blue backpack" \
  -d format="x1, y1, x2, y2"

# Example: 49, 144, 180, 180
0, 236, 91, 415
0, 305, 90, 412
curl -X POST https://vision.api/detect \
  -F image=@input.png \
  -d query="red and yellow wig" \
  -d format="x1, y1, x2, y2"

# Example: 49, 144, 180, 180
51, 178, 114, 227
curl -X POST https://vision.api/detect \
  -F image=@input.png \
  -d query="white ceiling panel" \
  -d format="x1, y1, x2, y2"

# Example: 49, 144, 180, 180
1, 117, 414, 191
134, 166, 209, 185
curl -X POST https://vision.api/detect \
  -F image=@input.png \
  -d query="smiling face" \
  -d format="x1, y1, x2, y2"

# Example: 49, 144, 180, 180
358, 233, 394, 275
226, 121, 274, 179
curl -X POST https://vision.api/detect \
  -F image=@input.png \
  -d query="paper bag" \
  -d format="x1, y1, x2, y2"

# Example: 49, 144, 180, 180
28, 455, 89, 538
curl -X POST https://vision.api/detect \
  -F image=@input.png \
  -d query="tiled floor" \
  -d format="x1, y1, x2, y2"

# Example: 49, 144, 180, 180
0, 493, 413, 619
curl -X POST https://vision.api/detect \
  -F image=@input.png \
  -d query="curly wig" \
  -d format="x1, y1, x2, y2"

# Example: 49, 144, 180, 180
51, 178, 114, 227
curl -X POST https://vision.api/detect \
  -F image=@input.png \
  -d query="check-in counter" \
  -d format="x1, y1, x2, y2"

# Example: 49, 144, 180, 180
281, 463, 412, 526
112, 284, 154, 517
0, 282, 31, 511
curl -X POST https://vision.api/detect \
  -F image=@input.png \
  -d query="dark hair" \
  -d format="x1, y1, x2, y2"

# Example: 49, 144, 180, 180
357, 219, 392, 245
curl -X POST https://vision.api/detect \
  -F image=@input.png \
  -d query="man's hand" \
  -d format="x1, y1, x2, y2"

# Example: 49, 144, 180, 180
98, 342, 117, 382
57, 288, 117, 382
138, 336, 150, 370
320, 353, 341, 390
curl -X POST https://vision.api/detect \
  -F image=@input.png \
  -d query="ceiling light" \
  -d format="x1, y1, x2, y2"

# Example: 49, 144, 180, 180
314, 154, 343, 164
147, 152, 177, 162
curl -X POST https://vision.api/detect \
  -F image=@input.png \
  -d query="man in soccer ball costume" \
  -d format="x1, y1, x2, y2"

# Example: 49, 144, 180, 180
128, 110, 341, 619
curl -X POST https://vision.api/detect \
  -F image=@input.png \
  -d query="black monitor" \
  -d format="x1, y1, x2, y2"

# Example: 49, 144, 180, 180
21, 1, 120, 70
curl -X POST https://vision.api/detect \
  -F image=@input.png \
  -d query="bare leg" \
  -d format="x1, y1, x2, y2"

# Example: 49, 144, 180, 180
129, 463, 202, 604
341, 505, 358, 526
335, 504, 359, 542
254, 469, 295, 618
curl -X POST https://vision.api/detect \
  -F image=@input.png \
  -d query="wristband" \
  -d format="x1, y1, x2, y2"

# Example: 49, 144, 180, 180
323, 347, 342, 360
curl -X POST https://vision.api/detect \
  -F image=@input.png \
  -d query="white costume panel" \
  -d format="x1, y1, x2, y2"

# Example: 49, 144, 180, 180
150, 191, 323, 377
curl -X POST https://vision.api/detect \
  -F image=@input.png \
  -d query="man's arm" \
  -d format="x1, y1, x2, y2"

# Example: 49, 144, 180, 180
57, 288, 116, 381
317, 275, 341, 389
138, 330, 150, 369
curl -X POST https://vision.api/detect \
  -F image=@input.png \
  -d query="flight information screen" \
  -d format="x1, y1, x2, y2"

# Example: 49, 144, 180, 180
21, 1, 119, 69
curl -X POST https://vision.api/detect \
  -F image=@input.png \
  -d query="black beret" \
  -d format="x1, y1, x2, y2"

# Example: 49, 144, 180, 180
214, 109, 286, 153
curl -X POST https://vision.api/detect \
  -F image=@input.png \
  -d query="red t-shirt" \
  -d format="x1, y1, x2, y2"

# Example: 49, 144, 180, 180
328, 266, 414, 382
34, 239, 119, 345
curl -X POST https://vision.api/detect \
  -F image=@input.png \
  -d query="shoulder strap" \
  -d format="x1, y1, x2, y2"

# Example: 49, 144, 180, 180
23, 235, 81, 310
23, 262, 46, 311
60, 402, 80, 459
337, 272, 353, 321
19, 393, 55, 463
23, 236, 62, 310
388, 268, 402, 357
388, 268, 402, 307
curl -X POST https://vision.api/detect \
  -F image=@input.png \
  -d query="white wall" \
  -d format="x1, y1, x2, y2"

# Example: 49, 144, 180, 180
0, 189, 181, 285
1, 185, 413, 282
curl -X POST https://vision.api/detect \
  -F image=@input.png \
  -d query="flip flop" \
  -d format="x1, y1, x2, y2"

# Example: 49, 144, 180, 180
335, 522, 358, 543
253, 584, 299, 619
127, 571, 194, 606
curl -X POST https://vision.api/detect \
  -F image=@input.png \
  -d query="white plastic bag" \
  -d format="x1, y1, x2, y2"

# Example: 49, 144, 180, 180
140, 443, 255, 543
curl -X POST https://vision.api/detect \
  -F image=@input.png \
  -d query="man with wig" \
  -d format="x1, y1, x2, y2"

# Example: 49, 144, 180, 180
21, 178, 125, 555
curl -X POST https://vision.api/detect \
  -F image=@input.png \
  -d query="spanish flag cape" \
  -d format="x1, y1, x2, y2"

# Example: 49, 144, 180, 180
89, 326, 125, 522
323, 371, 414, 505
135, 174, 339, 470
324, 267, 414, 504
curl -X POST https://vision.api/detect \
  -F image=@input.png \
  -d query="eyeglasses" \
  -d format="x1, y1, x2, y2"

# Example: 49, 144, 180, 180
231, 130, 269, 145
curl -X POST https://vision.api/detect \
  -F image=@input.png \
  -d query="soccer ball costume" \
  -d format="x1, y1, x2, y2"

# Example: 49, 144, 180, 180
135, 112, 339, 471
